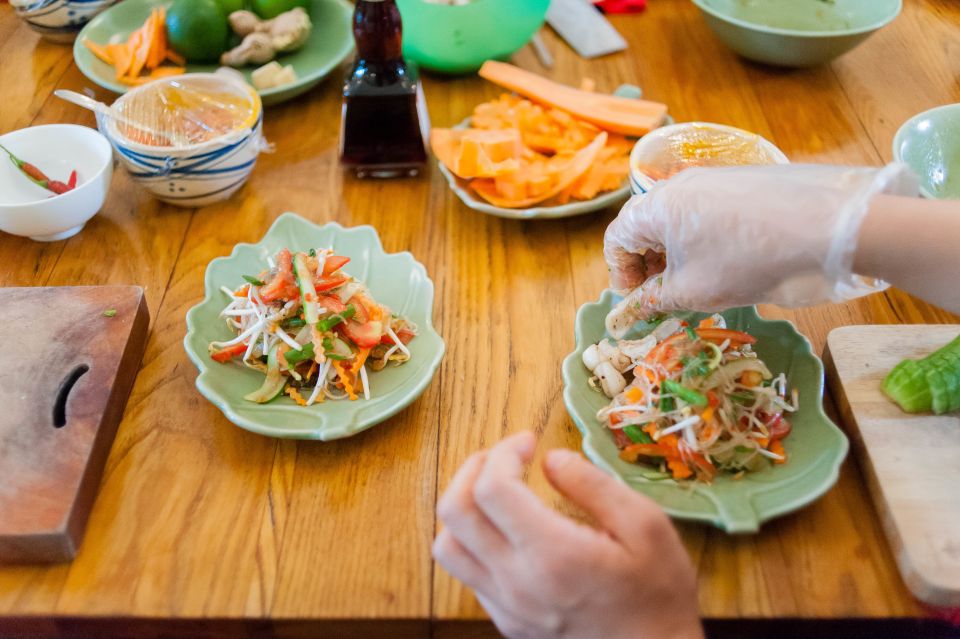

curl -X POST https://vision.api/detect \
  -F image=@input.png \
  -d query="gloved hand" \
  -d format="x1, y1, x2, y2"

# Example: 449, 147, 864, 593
433, 431, 704, 639
603, 163, 918, 337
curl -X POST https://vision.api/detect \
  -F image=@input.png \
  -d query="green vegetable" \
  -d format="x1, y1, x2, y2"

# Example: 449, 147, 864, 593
659, 395, 675, 412
729, 391, 755, 405
243, 275, 265, 286
685, 327, 698, 341
325, 353, 350, 361
623, 424, 653, 444
284, 342, 315, 366
734, 445, 755, 453
317, 304, 356, 332
293, 252, 320, 325
882, 335, 960, 414
283, 317, 306, 328
661, 379, 708, 407
244, 345, 287, 403
102, 309, 117, 317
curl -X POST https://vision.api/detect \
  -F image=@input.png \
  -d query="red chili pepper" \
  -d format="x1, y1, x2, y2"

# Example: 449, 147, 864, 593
47, 181, 71, 195
21, 162, 51, 183
0, 143, 76, 195
67, 170, 77, 190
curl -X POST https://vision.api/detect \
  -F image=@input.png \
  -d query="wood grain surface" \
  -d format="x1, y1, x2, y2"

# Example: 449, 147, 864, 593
0, 287, 148, 563
826, 325, 960, 608
1, 0, 959, 635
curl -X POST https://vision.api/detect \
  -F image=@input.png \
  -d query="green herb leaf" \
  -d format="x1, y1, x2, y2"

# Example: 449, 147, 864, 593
735, 445, 755, 453
102, 309, 117, 317
242, 275, 266, 286
308, 248, 317, 257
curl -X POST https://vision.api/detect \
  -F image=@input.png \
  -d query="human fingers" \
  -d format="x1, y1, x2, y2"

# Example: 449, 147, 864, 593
604, 196, 666, 291
437, 451, 510, 559
471, 431, 564, 548
432, 527, 494, 598
542, 448, 673, 553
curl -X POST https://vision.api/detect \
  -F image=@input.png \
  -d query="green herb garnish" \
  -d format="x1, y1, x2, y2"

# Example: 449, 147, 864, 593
243, 275, 265, 286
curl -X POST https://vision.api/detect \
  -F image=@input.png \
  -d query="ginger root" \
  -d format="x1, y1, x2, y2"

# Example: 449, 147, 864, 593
220, 8, 312, 67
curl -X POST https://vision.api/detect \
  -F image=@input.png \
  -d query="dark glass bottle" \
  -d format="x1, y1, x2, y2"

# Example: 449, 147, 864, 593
339, 0, 428, 178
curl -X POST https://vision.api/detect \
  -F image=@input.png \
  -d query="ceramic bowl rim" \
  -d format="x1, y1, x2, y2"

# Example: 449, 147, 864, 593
892, 102, 960, 200
0, 124, 112, 209
691, 0, 902, 39
628, 121, 789, 194
105, 72, 262, 155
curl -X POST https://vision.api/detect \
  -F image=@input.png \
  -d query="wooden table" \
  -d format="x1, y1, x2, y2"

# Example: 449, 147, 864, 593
1, 1, 958, 637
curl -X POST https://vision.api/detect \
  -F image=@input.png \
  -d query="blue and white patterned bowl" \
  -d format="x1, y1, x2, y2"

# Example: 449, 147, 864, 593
98, 73, 268, 208
12, 0, 119, 43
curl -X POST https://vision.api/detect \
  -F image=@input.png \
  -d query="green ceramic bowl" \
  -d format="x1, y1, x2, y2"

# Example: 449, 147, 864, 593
396, 0, 549, 74
183, 214, 445, 440
691, 0, 901, 68
73, 0, 353, 106
893, 104, 960, 200
561, 292, 849, 533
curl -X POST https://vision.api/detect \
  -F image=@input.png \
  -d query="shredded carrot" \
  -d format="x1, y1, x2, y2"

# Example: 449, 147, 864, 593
668, 459, 693, 480
625, 386, 644, 404
83, 8, 184, 86
285, 386, 308, 406
769, 439, 787, 464
332, 360, 358, 400
235, 284, 250, 297
698, 316, 716, 329
700, 407, 714, 424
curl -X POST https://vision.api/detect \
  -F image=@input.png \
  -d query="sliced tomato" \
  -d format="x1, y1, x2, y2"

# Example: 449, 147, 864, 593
341, 320, 384, 348
318, 294, 346, 314
322, 255, 350, 275
380, 327, 416, 345
314, 275, 347, 292
211, 342, 247, 363
695, 327, 757, 346
612, 428, 631, 448
764, 413, 792, 441
260, 249, 298, 302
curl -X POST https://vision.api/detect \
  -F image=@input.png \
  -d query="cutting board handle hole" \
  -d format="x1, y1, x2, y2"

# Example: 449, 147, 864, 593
53, 365, 89, 428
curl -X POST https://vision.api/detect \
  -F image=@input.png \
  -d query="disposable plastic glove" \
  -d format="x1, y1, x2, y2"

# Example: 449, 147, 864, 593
433, 431, 704, 639
603, 163, 918, 337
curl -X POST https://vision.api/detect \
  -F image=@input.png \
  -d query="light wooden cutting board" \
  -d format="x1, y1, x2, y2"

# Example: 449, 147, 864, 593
825, 325, 960, 607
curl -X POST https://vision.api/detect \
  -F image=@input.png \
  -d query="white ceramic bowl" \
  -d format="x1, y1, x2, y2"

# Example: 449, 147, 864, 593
629, 122, 789, 195
0, 124, 113, 242
12, 0, 120, 43
98, 73, 266, 208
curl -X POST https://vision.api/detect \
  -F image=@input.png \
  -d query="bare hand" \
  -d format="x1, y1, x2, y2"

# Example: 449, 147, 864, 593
433, 431, 704, 639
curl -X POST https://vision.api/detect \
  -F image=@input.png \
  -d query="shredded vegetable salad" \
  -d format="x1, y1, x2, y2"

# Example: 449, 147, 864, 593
583, 315, 797, 483
209, 248, 417, 405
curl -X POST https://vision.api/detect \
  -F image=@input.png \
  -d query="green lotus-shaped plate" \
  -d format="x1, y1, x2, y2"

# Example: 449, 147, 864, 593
561, 291, 848, 533
184, 213, 445, 440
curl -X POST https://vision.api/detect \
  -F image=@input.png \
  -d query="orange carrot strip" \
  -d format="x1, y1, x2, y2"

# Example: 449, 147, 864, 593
83, 38, 113, 65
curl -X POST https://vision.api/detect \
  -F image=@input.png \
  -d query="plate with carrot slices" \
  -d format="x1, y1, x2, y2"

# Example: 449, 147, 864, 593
430, 61, 671, 220
73, 0, 353, 106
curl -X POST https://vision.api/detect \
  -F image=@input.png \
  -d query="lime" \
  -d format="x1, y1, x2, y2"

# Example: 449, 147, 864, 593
166, 0, 229, 64
217, 0, 246, 16
251, 0, 309, 20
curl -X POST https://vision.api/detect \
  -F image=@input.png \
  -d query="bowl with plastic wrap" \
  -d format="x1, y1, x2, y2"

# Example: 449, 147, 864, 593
98, 72, 269, 207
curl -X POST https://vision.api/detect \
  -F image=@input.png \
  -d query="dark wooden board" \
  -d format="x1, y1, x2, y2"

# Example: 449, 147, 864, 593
0, 286, 149, 563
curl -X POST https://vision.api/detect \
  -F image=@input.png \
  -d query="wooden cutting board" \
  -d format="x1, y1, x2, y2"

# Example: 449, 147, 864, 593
0, 286, 149, 563
825, 325, 960, 607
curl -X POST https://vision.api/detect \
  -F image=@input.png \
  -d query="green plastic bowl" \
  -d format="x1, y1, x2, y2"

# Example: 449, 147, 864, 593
894, 104, 960, 200
396, 0, 550, 74
691, 0, 901, 68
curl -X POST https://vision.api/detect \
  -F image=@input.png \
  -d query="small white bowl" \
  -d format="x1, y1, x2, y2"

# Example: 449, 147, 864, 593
98, 73, 266, 208
0, 124, 113, 242
13, 0, 120, 44
629, 122, 789, 195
